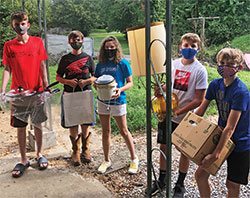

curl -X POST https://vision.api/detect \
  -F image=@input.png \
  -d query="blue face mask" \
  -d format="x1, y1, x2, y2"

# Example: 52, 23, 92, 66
181, 48, 198, 60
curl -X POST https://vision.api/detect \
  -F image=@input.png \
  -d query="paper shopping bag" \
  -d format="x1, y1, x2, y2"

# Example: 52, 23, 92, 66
63, 90, 95, 127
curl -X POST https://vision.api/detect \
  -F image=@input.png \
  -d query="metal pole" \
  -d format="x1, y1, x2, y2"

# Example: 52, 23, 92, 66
145, 0, 152, 197
42, 0, 53, 131
22, 0, 25, 11
165, 0, 172, 197
201, 17, 205, 48
37, 0, 42, 36
42, 0, 48, 74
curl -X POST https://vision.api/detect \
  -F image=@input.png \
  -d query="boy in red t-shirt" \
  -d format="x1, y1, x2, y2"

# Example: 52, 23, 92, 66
1, 11, 49, 178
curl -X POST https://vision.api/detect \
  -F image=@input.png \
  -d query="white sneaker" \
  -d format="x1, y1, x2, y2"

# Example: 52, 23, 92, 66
128, 156, 139, 174
97, 161, 111, 174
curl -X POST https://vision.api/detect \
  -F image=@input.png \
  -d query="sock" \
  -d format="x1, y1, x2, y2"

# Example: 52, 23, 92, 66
132, 155, 138, 163
159, 170, 166, 184
176, 171, 187, 186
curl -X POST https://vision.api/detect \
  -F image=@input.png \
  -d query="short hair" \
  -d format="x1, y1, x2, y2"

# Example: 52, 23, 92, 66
217, 48, 244, 65
68, 30, 84, 42
180, 33, 201, 48
98, 36, 123, 64
11, 11, 28, 23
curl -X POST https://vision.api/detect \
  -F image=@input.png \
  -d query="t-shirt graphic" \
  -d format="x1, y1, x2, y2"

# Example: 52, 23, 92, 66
66, 57, 89, 77
173, 69, 191, 91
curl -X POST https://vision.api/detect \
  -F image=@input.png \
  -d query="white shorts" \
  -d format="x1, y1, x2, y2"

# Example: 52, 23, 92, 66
97, 100, 127, 116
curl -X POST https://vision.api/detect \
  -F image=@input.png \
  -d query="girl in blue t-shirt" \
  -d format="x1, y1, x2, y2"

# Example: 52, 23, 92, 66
94, 36, 139, 174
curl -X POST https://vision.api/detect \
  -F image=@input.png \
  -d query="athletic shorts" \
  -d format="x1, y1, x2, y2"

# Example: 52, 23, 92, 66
60, 95, 96, 129
227, 150, 249, 185
11, 104, 47, 128
157, 119, 179, 144
97, 100, 127, 117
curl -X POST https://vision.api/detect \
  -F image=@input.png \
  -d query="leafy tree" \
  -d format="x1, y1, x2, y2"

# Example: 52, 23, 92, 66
108, 0, 144, 33
0, 0, 16, 58
171, 0, 250, 45
50, 0, 97, 36
0, 0, 52, 58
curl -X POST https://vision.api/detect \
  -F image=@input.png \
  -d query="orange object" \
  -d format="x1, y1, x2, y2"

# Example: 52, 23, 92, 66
152, 93, 178, 120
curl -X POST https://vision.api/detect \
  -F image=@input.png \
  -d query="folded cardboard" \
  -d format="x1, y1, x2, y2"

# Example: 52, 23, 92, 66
172, 112, 235, 175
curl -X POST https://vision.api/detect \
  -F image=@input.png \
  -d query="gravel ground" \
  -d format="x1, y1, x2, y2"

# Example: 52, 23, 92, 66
50, 129, 250, 198
1, 108, 249, 198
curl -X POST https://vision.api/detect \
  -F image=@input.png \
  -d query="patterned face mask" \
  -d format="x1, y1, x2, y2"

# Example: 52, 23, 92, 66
217, 65, 240, 78
13, 25, 29, 35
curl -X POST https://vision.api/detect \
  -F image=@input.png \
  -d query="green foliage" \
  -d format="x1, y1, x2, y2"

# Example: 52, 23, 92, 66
230, 34, 250, 53
205, 33, 250, 65
0, 0, 52, 58
172, 0, 250, 46
97, 0, 144, 34
237, 69, 250, 92
150, 0, 166, 22
49, 0, 97, 36
0, 0, 16, 58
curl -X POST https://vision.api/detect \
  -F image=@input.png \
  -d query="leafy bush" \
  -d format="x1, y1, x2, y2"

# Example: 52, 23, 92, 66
171, 0, 250, 46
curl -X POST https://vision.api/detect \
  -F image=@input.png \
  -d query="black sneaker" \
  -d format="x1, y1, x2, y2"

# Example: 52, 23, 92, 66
145, 180, 166, 196
173, 183, 186, 198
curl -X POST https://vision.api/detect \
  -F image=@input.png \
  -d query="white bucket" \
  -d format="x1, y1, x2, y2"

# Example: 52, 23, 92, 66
95, 75, 117, 101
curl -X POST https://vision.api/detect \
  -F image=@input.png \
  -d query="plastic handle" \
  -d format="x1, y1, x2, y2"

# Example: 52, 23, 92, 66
46, 81, 59, 89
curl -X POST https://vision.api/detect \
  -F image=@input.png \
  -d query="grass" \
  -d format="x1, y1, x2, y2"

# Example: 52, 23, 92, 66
230, 34, 250, 53
205, 34, 250, 63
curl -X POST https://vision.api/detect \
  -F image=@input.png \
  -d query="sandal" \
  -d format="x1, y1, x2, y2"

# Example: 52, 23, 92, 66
12, 161, 30, 178
37, 156, 48, 170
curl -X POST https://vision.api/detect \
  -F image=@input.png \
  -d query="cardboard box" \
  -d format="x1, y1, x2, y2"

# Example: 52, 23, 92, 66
172, 112, 235, 175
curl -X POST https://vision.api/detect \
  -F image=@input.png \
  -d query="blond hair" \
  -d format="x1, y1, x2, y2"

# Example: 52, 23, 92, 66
98, 36, 124, 64
11, 11, 28, 23
180, 33, 201, 48
68, 30, 84, 42
217, 48, 244, 65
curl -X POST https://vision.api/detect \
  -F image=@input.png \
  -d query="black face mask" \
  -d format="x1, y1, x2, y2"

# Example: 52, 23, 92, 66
104, 49, 117, 59
13, 26, 29, 35
70, 41, 83, 50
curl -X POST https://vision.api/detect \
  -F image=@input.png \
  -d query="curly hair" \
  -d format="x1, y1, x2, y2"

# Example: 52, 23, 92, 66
98, 36, 124, 64
217, 48, 244, 65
